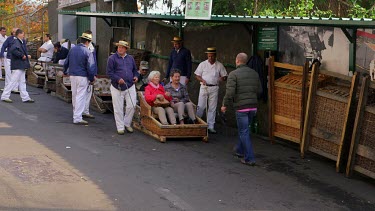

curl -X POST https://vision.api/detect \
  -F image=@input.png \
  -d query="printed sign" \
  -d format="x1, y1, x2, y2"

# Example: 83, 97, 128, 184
258, 27, 278, 51
185, 0, 213, 20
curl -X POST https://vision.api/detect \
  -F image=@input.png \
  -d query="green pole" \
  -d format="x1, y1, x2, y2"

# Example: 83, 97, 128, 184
349, 28, 357, 73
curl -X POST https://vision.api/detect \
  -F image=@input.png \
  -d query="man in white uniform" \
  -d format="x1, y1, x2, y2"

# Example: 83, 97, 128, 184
38, 34, 54, 62
195, 47, 227, 134
0, 27, 7, 80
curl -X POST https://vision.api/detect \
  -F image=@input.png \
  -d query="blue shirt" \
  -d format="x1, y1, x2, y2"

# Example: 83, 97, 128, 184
63, 43, 96, 82
0, 36, 15, 59
106, 52, 139, 91
166, 47, 192, 79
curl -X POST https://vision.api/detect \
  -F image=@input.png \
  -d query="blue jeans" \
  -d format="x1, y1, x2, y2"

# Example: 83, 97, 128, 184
235, 111, 256, 162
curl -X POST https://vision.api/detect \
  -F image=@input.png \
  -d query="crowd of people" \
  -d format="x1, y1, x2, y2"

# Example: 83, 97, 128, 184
0, 29, 262, 166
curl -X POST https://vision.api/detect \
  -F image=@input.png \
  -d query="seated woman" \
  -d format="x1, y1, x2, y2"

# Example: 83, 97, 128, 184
164, 69, 196, 124
144, 71, 176, 125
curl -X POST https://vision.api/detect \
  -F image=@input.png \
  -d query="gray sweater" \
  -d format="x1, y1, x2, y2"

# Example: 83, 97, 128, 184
223, 64, 262, 110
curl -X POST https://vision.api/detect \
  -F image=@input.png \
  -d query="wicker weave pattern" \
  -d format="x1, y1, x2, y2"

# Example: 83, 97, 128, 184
355, 155, 375, 173
55, 74, 72, 102
274, 74, 303, 140
310, 136, 339, 156
359, 111, 375, 149
311, 96, 346, 135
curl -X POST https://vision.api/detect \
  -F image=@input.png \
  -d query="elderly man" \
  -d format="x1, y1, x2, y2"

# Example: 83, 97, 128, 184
164, 36, 192, 85
0, 27, 7, 81
1, 29, 34, 103
63, 33, 96, 125
38, 34, 54, 62
106, 40, 139, 135
136, 60, 149, 91
221, 53, 262, 166
195, 47, 227, 134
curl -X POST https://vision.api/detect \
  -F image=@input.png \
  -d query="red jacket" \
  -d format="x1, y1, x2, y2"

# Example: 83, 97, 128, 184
144, 83, 172, 106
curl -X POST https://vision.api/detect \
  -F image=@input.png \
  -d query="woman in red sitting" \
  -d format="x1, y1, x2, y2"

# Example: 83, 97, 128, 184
144, 71, 177, 125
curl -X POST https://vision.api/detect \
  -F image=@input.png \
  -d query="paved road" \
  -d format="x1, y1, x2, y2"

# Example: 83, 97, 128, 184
0, 82, 374, 211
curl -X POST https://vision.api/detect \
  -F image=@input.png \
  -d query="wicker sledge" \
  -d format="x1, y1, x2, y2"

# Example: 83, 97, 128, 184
133, 92, 208, 143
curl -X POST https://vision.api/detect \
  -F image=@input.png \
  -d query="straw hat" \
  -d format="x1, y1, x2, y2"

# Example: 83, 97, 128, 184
115, 40, 129, 48
171, 36, 183, 43
205, 47, 216, 54
80, 32, 92, 41
60, 39, 66, 44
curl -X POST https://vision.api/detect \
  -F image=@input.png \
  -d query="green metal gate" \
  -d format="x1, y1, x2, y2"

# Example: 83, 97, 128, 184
77, 6, 91, 37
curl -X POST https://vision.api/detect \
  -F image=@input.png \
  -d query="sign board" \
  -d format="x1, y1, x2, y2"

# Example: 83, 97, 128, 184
185, 0, 213, 20
257, 27, 278, 51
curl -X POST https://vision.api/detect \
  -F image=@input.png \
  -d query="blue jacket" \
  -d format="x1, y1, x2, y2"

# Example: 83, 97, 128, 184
106, 52, 139, 91
63, 43, 96, 82
9, 38, 30, 70
0, 36, 15, 59
166, 47, 192, 79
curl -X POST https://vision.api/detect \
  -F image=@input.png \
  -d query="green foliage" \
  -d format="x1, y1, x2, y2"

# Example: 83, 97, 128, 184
214, 0, 374, 19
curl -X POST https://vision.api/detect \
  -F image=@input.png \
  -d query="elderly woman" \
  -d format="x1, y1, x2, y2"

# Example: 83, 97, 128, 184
144, 71, 176, 125
164, 69, 196, 124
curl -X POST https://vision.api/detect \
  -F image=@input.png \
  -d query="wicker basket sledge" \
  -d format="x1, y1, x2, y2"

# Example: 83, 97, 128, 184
55, 72, 72, 103
43, 63, 61, 93
134, 92, 208, 143
268, 57, 310, 144
301, 65, 359, 173
91, 75, 113, 113
347, 77, 375, 179
27, 60, 45, 88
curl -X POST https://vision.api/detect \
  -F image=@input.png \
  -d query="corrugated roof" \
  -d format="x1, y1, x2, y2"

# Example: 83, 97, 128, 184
58, 10, 375, 28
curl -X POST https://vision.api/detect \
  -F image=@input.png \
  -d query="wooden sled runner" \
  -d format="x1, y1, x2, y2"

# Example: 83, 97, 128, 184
133, 92, 208, 143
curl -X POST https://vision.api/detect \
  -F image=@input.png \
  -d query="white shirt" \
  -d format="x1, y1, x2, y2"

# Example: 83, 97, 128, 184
40, 40, 54, 59
0, 34, 7, 49
62, 42, 75, 49
194, 60, 227, 85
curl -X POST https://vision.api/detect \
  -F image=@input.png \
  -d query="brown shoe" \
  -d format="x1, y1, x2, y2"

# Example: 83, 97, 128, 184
82, 113, 95, 119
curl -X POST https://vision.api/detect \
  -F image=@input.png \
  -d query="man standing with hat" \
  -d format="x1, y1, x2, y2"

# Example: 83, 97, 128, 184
164, 36, 192, 85
136, 61, 149, 91
195, 47, 227, 134
63, 32, 96, 125
106, 40, 139, 135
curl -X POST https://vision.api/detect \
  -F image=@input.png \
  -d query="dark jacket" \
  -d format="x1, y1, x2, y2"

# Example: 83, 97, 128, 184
164, 82, 190, 103
106, 52, 139, 91
63, 43, 96, 82
53, 47, 69, 63
223, 64, 262, 110
9, 38, 30, 70
0, 35, 15, 59
166, 47, 192, 79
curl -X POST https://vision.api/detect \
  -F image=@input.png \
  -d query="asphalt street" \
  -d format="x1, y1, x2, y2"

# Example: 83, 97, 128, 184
0, 81, 374, 211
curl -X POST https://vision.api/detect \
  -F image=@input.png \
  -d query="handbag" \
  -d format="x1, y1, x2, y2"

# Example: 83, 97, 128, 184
154, 97, 170, 108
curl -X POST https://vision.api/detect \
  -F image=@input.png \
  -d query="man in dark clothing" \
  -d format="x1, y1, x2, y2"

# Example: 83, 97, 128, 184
221, 53, 262, 166
136, 60, 149, 91
1, 29, 34, 103
0, 28, 17, 90
164, 36, 192, 85
53, 42, 69, 64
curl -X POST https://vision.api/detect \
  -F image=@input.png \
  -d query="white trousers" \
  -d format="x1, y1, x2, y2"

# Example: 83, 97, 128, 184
0, 57, 3, 79
1, 69, 31, 101
4, 57, 17, 90
71, 76, 89, 123
84, 85, 93, 115
196, 86, 219, 129
110, 84, 136, 131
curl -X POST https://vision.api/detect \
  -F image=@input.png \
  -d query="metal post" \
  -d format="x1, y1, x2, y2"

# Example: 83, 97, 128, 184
130, 19, 134, 48
349, 28, 357, 73
178, 21, 183, 39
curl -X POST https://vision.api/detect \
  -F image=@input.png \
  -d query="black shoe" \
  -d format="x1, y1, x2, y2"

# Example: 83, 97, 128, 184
233, 152, 244, 158
240, 159, 256, 166
23, 99, 35, 103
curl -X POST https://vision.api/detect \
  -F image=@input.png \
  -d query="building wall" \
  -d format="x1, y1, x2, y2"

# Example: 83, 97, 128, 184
48, 0, 59, 42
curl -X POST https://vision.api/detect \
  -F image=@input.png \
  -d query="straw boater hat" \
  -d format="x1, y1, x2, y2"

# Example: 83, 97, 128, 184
115, 40, 129, 48
60, 39, 66, 44
171, 36, 183, 43
80, 32, 92, 41
205, 47, 216, 54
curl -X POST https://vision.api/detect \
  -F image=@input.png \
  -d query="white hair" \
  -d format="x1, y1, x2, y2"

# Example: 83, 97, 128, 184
148, 70, 161, 81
